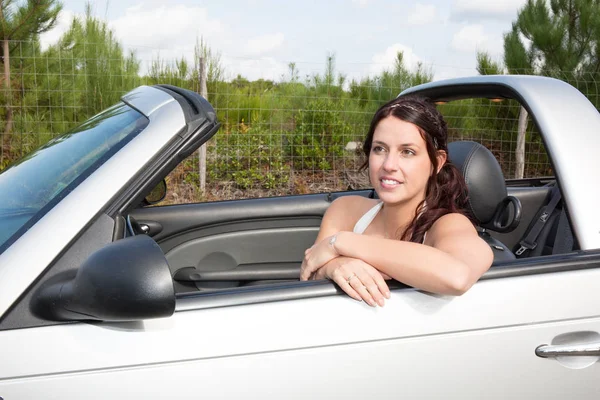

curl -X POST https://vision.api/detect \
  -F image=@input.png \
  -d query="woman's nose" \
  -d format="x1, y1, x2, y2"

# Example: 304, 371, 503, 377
382, 154, 399, 171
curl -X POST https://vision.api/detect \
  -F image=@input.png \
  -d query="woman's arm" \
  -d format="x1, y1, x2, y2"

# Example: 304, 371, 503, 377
299, 196, 393, 305
332, 213, 493, 295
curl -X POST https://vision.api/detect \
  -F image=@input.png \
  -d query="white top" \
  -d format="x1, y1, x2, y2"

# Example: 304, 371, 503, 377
353, 201, 428, 243
353, 202, 384, 234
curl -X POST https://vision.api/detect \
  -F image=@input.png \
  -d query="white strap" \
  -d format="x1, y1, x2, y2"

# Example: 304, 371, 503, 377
353, 202, 383, 234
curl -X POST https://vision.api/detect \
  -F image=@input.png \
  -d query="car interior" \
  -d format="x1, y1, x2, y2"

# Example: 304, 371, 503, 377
125, 139, 577, 296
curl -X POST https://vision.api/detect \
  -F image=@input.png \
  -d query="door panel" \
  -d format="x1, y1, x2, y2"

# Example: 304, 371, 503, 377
130, 190, 374, 291
131, 193, 334, 243
166, 226, 318, 292
1, 267, 599, 398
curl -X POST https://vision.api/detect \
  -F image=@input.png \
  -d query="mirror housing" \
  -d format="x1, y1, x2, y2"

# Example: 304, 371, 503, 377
34, 235, 175, 322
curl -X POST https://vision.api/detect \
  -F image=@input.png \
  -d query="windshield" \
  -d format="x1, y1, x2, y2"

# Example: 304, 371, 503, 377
0, 102, 149, 253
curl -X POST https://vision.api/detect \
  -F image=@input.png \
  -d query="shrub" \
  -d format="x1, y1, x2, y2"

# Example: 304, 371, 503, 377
208, 122, 289, 190
286, 99, 353, 170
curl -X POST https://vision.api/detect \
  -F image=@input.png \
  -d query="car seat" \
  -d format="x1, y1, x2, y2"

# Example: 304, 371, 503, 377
448, 141, 522, 263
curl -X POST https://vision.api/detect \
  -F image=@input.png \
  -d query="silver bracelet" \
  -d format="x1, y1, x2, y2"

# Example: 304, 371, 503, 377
329, 233, 339, 255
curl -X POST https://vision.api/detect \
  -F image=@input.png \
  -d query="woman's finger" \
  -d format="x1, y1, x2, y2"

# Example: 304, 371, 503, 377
353, 273, 384, 307
348, 274, 377, 307
331, 270, 362, 302
368, 269, 391, 300
299, 256, 317, 281
299, 258, 310, 281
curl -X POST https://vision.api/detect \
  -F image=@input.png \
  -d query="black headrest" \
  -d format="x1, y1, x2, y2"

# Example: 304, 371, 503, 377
448, 141, 519, 231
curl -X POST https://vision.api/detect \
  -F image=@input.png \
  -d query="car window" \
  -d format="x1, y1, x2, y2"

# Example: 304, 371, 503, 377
0, 103, 149, 254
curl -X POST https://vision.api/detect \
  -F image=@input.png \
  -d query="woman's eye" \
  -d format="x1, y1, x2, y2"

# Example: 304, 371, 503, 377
373, 146, 386, 153
401, 149, 416, 156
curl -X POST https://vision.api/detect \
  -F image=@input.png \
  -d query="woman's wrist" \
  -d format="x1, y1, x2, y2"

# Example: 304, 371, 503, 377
312, 259, 335, 280
328, 233, 339, 255
331, 231, 352, 257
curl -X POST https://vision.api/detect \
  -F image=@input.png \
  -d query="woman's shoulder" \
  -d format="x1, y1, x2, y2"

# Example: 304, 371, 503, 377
324, 195, 380, 228
428, 212, 477, 238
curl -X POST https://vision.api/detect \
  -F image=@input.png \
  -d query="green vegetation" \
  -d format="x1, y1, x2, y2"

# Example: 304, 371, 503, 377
3, 1, 596, 198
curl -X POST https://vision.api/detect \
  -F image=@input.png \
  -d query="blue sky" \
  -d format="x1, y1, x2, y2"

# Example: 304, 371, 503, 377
41, 0, 527, 82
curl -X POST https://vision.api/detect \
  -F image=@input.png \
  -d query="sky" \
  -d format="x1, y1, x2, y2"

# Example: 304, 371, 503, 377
39, 0, 528, 83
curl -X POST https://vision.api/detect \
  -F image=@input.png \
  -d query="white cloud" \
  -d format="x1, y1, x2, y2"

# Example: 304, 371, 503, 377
452, 25, 487, 52
408, 4, 437, 26
455, 0, 527, 14
102, 5, 227, 75
246, 33, 284, 56
39, 10, 76, 50
451, 24, 503, 55
109, 5, 224, 50
223, 56, 289, 82
453, 0, 526, 20
352, 0, 373, 7
370, 44, 422, 76
433, 65, 478, 82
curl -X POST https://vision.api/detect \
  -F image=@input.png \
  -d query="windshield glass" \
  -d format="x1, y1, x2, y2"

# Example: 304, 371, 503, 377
0, 102, 149, 253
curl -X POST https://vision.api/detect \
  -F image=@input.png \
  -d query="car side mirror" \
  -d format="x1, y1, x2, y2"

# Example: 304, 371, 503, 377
33, 235, 175, 322
144, 179, 167, 205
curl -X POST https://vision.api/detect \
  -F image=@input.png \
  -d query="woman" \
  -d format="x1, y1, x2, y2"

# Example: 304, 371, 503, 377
299, 96, 493, 307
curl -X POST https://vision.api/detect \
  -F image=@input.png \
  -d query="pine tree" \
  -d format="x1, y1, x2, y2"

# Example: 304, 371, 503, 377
503, 0, 600, 104
0, 0, 62, 152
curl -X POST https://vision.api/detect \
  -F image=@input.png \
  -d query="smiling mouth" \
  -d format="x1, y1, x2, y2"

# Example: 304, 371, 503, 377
380, 178, 403, 186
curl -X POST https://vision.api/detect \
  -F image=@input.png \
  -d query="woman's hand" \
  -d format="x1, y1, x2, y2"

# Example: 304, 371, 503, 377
313, 257, 391, 307
299, 234, 341, 281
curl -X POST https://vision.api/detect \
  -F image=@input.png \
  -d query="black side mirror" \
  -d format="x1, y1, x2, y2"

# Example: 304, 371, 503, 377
144, 179, 167, 205
33, 235, 175, 322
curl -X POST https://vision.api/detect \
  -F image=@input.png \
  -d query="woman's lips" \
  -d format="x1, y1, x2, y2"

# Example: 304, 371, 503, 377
380, 177, 403, 189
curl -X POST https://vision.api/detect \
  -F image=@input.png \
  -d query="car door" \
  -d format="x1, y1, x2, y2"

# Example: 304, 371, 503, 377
1, 204, 600, 399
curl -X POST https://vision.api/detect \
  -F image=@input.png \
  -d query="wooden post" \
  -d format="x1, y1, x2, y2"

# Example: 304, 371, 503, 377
199, 57, 207, 194
515, 106, 528, 179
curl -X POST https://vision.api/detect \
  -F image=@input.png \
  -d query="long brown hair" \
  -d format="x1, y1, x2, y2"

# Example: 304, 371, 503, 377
361, 96, 473, 242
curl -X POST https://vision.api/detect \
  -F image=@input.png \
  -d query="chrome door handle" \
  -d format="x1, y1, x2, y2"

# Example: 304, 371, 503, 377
536, 342, 600, 358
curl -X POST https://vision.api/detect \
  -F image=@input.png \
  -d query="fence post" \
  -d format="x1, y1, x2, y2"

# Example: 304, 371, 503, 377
198, 57, 207, 194
515, 106, 528, 179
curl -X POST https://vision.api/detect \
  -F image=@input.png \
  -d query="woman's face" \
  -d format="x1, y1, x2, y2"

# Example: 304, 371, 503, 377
368, 116, 441, 207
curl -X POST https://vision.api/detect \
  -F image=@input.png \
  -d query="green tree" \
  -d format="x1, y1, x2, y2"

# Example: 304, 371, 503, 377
44, 5, 140, 123
476, 52, 504, 75
503, 0, 600, 104
0, 0, 61, 148
471, 1, 600, 177
349, 51, 432, 111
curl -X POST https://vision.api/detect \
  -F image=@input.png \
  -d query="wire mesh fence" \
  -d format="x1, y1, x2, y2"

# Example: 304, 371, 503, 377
1, 40, 593, 204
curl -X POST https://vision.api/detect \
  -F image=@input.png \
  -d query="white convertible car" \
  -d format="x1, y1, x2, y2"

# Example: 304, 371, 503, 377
1, 76, 599, 399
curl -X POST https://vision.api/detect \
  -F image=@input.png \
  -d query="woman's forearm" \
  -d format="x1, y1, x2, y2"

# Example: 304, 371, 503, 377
333, 231, 473, 295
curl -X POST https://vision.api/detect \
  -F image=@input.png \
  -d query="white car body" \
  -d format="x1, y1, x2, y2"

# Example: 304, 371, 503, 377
1, 77, 599, 399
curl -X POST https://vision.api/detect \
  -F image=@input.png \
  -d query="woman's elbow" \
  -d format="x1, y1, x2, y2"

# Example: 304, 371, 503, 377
445, 262, 489, 296
445, 272, 473, 296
